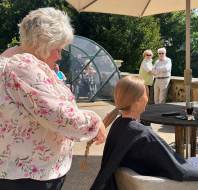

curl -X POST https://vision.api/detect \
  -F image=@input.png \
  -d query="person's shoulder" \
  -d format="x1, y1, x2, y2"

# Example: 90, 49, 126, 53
166, 57, 172, 62
0, 46, 20, 58
113, 118, 148, 135
130, 121, 161, 142
108, 118, 158, 145
120, 120, 157, 145
15, 53, 47, 66
111, 117, 149, 132
141, 59, 150, 64
11, 52, 34, 59
128, 120, 149, 132
8, 53, 48, 74
11, 53, 39, 66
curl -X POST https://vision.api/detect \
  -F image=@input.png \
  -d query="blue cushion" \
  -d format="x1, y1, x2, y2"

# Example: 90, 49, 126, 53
187, 157, 198, 169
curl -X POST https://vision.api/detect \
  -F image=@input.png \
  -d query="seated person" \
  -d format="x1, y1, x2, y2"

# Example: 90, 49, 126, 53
90, 76, 198, 190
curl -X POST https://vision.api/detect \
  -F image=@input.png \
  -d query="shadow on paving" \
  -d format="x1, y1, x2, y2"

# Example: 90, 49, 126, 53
157, 125, 175, 133
62, 155, 102, 190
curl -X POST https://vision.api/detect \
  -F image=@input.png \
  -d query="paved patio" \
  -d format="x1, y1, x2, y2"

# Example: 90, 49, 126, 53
62, 101, 176, 190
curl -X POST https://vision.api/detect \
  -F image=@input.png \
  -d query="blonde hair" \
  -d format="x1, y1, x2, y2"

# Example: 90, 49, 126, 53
104, 76, 145, 125
82, 76, 145, 166
19, 7, 73, 60
143, 49, 153, 58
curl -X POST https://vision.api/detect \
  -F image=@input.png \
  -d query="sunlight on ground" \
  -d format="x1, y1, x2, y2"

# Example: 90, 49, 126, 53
151, 123, 175, 144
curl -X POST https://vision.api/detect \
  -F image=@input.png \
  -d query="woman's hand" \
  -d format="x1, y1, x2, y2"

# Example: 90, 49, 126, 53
94, 121, 106, 145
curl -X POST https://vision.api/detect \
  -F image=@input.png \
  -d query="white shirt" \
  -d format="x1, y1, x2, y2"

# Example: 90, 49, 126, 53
152, 57, 172, 78
140, 59, 153, 72
0, 53, 100, 180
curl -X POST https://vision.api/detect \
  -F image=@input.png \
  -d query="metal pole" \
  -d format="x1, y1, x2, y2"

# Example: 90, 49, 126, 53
184, 0, 192, 105
184, 0, 192, 159
186, 0, 190, 71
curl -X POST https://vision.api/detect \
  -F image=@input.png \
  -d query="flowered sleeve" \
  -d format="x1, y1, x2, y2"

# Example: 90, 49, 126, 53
3, 53, 101, 141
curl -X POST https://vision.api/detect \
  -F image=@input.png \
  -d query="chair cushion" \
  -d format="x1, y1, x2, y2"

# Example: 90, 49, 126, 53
187, 157, 198, 169
115, 167, 198, 190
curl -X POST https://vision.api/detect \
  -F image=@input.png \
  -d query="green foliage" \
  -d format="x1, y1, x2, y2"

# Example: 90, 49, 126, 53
191, 13, 198, 54
7, 36, 20, 48
156, 12, 186, 76
0, 1, 197, 77
0, 0, 70, 52
73, 13, 162, 73
156, 11, 198, 77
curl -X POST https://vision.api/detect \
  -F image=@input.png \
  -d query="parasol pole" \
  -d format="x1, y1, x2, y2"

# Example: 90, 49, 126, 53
184, 0, 192, 105
184, 0, 192, 158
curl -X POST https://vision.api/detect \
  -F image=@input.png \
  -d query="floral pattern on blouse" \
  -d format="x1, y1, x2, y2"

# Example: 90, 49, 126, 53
0, 53, 101, 180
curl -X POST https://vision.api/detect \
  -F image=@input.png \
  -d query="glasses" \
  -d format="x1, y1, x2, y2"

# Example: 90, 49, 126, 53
146, 54, 152, 56
158, 52, 164, 55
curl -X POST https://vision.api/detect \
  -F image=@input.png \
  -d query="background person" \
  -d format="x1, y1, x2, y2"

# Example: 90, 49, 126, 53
54, 63, 67, 82
0, 7, 106, 190
139, 49, 154, 102
83, 61, 97, 99
152, 47, 172, 104
90, 76, 198, 190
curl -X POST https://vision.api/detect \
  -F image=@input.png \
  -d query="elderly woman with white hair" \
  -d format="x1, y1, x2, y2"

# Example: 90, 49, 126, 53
0, 7, 106, 190
152, 47, 172, 104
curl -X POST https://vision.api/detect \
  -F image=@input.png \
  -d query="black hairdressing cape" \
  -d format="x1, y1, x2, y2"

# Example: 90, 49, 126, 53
90, 116, 198, 190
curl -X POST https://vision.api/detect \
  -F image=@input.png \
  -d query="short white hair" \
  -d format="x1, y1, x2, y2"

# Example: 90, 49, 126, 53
157, 47, 166, 54
19, 7, 74, 60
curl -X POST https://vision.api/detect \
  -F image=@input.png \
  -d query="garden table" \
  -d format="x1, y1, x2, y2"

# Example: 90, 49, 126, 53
140, 103, 198, 158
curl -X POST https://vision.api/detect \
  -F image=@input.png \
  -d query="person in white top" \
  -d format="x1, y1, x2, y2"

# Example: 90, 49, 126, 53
152, 47, 172, 104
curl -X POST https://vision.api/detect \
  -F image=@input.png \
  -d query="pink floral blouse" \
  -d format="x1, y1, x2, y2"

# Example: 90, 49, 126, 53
0, 53, 101, 180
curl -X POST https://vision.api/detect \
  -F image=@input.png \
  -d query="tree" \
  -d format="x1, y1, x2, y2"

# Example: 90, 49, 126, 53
157, 11, 198, 77
73, 13, 162, 73
156, 12, 186, 76
191, 12, 198, 54
0, 0, 71, 52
